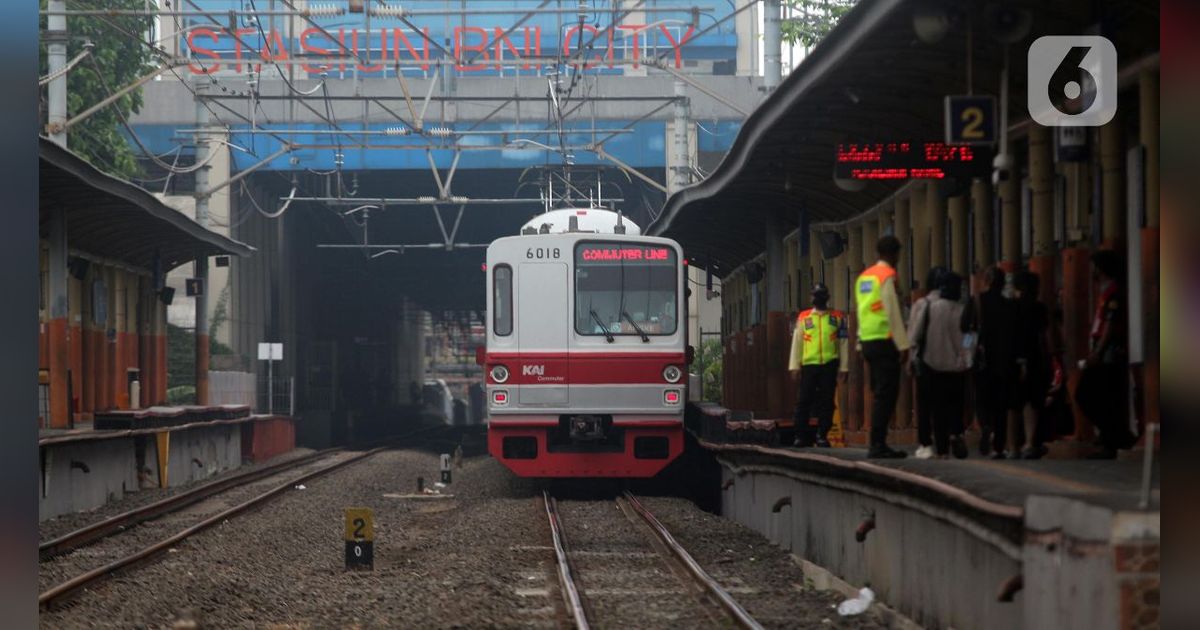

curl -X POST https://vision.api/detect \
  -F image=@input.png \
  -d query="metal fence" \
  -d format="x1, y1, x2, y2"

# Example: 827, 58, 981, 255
257, 375, 294, 416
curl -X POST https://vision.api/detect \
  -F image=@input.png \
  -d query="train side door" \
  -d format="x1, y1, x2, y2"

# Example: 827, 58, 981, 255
517, 262, 569, 405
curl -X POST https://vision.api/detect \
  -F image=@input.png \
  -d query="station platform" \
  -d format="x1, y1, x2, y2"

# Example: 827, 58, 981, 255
39, 408, 296, 521
685, 403, 1160, 630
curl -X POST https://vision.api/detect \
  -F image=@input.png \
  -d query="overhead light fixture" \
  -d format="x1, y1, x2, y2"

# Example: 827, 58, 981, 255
912, 3, 951, 44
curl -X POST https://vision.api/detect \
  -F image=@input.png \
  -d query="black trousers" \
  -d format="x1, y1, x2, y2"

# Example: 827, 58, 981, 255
975, 368, 1014, 453
916, 371, 934, 447
861, 340, 901, 449
926, 369, 966, 455
1076, 363, 1133, 450
794, 360, 839, 444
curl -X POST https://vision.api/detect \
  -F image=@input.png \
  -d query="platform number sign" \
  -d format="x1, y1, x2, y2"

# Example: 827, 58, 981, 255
944, 95, 996, 145
344, 507, 374, 570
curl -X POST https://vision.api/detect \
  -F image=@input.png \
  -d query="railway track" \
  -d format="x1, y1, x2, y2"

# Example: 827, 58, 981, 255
543, 490, 764, 630
39, 427, 443, 609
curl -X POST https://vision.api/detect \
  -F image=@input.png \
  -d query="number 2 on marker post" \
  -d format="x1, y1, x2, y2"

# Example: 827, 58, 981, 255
344, 508, 374, 570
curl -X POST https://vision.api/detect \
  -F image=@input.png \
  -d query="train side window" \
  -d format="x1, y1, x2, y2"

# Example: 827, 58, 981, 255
494, 264, 513, 336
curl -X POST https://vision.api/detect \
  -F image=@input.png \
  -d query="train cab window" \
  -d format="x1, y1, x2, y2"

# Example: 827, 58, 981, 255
574, 243, 678, 336
493, 264, 512, 336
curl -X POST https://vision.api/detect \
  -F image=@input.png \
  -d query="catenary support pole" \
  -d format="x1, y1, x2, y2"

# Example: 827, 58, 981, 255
194, 77, 212, 406
670, 79, 691, 194
46, 0, 68, 146
763, 0, 782, 90
46, 0, 70, 427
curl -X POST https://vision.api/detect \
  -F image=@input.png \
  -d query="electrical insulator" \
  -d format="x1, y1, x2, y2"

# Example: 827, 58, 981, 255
305, 3, 344, 17
370, 4, 407, 18
384, 126, 410, 136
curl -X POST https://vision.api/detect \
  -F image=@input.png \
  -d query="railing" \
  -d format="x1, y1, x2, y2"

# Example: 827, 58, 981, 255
257, 375, 294, 416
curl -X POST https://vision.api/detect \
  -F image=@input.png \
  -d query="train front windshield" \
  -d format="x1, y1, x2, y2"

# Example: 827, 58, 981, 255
574, 243, 678, 336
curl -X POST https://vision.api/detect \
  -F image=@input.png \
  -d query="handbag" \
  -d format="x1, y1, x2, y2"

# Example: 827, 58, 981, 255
913, 296, 933, 378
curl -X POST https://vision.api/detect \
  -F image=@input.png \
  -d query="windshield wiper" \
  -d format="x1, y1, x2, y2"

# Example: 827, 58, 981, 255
590, 308, 614, 343
621, 310, 650, 343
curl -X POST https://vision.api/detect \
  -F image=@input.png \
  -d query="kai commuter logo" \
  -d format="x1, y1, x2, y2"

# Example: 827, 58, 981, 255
1027, 36, 1118, 127
522, 364, 546, 377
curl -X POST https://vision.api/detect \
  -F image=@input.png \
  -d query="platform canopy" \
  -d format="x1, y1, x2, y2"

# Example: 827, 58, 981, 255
39, 136, 254, 272
647, 0, 1157, 276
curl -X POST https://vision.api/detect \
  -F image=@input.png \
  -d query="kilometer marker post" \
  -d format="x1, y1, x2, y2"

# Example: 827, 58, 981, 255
344, 507, 374, 570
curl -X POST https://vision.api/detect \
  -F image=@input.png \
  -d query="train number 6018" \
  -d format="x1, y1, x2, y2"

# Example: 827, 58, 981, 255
526, 247, 561, 259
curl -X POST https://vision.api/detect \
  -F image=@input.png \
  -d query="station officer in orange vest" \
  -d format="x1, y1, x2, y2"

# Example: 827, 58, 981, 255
788, 283, 848, 448
855, 235, 912, 459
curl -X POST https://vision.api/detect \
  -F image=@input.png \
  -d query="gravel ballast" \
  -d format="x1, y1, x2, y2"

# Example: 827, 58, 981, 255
42, 442, 893, 629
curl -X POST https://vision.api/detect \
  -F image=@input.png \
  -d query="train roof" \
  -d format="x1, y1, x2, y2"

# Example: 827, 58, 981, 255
517, 208, 641, 235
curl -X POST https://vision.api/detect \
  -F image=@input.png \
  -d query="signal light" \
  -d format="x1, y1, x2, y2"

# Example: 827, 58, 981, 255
492, 390, 509, 405
664, 390, 681, 405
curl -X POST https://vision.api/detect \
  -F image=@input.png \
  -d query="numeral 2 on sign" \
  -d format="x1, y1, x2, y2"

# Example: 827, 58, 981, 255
344, 507, 375, 570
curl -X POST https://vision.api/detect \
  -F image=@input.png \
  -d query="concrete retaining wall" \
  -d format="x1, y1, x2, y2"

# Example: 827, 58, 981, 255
714, 454, 1161, 630
39, 423, 242, 521
718, 458, 1023, 630
1023, 496, 1160, 630
39, 438, 140, 522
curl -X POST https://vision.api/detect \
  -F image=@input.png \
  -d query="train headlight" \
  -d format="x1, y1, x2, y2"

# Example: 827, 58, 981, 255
490, 364, 510, 383
662, 365, 682, 383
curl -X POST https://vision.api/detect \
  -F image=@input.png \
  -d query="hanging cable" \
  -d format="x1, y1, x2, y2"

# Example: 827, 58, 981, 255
240, 180, 298, 219
83, 54, 219, 174
39, 44, 93, 86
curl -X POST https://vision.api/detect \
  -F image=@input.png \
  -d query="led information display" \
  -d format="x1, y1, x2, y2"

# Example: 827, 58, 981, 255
578, 246, 674, 263
834, 142, 995, 180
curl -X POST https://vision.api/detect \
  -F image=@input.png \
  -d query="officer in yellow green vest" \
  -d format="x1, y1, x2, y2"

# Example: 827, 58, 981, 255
856, 235, 912, 459
788, 283, 848, 447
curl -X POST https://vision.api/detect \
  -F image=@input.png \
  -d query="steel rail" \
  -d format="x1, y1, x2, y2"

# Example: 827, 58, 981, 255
39, 448, 338, 560
542, 491, 591, 630
38, 426, 446, 609
621, 491, 764, 630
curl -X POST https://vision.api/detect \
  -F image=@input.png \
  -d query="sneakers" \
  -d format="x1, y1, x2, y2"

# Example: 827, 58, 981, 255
867, 445, 908, 459
950, 435, 968, 459
914, 445, 934, 459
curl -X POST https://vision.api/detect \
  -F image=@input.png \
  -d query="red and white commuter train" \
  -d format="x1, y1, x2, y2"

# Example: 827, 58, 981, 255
482, 208, 688, 477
